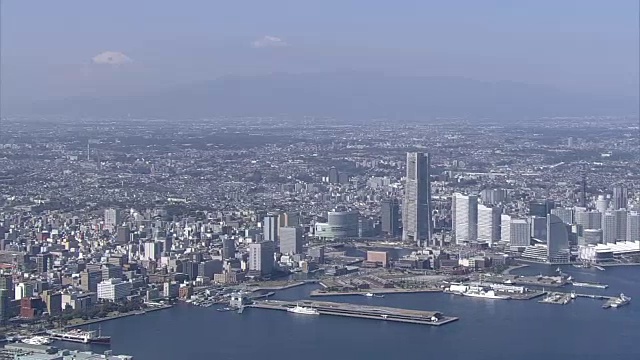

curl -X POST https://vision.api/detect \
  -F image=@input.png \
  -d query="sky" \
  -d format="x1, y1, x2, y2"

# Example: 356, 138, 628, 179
2, 0, 639, 107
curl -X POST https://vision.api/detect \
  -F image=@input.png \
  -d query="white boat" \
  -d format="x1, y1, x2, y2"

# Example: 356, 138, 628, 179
611, 293, 631, 308
22, 336, 52, 345
287, 303, 319, 315
364, 293, 374, 297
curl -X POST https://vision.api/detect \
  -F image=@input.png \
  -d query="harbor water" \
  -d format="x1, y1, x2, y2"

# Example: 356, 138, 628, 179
60, 264, 640, 360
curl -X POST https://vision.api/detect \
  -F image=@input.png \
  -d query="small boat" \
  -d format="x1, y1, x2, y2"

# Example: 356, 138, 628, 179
364, 293, 375, 297
22, 336, 52, 346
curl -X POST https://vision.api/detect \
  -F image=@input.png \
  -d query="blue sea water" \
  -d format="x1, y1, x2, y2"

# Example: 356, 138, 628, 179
62, 264, 640, 360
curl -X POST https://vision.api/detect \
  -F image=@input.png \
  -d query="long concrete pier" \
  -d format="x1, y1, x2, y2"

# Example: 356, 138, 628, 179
249, 300, 459, 326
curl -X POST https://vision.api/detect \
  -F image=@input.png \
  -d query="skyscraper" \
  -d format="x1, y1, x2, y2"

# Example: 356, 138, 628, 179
249, 241, 275, 276
595, 195, 609, 214
279, 226, 303, 255
402, 152, 432, 246
602, 211, 617, 244
453, 193, 478, 244
263, 213, 279, 244
627, 211, 640, 241
550, 208, 574, 225
547, 214, 570, 263
500, 214, 511, 243
104, 208, 120, 232
477, 204, 501, 245
510, 218, 531, 248
381, 199, 400, 237
222, 237, 236, 259
613, 185, 628, 210
615, 209, 627, 241
328, 167, 340, 184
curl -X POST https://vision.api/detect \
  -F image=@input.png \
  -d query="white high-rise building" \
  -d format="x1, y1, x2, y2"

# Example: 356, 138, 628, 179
279, 226, 303, 255
627, 211, 640, 241
510, 219, 531, 248
500, 214, 511, 243
263, 213, 279, 244
97, 278, 132, 301
249, 241, 275, 275
104, 208, 120, 232
477, 204, 501, 245
453, 193, 478, 244
595, 195, 609, 214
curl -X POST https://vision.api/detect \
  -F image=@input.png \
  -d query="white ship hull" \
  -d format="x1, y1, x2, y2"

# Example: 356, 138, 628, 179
287, 305, 319, 315
461, 292, 510, 300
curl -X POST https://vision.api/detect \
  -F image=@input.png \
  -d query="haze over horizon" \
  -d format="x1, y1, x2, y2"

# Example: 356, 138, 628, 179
2, 1, 639, 117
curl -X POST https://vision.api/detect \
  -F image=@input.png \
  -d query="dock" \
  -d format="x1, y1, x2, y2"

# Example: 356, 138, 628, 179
310, 288, 442, 297
248, 300, 459, 326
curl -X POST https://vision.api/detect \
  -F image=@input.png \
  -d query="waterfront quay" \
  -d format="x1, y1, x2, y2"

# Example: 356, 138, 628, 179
310, 288, 442, 297
248, 300, 459, 326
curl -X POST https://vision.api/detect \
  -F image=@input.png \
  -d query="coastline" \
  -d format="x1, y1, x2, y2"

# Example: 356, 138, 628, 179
502, 264, 529, 274
65, 304, 173, 329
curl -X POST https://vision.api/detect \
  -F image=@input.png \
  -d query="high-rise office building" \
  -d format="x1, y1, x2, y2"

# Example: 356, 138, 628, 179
627, 211, 640, 241
576, 209, 602, 230
381, 199, 400, 237
602, 211, 617, 244
547, 214, 570, 263
480, 188, 507, 205
477, 204, 501, 245
0, 289, 9, 323
510, 218, 531, 248
279, 212, 300, 228
500, 214, 511, 243
249, 241, 275, 276
328, 167, 340, 184
453, 193, 478, 244
550, 208, 574, 225
222, 237, 236, 259
613, 185, 628, 210
529, 200, 555, 217
279, 226, 303, 255
402, 152, 432, 246
104, 208, 120, 232
0, 275, 13, 300
116, 226, 131, 244
263, 213, 279, 244
530, 216, 547, 240
615, 209, 627, 241
595, 195, 609, 214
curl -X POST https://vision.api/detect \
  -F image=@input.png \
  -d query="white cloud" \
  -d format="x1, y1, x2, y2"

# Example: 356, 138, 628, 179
251, 35, 289, 48
91, 51, 133, 65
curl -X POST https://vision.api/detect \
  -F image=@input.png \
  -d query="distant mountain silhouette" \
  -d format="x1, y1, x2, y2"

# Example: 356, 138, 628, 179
25, 72, 639, 119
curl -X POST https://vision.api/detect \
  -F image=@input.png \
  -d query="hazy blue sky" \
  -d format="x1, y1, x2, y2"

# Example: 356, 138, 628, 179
2, 0, 639, 105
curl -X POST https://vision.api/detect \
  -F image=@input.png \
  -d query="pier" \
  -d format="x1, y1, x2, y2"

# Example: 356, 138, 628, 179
248, 300, 459, 326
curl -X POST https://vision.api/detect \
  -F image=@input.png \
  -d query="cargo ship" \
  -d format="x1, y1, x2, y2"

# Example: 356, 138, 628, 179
571, 281, 608, 289
46, 328, 111, 344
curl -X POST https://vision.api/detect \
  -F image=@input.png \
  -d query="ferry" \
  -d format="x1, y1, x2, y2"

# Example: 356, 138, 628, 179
610, 293, 631, 308
571, 281, 608, 289
287, 303, 320, 315
47, 328, 111, 344
21, 336, 52, 345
